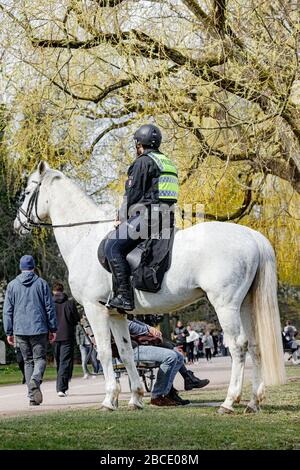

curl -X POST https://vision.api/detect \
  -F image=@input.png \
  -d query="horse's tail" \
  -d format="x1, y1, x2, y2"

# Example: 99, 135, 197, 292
250, 231, 286, 386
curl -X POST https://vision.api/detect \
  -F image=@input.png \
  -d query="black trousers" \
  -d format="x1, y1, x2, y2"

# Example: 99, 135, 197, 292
54, 341, 74, 393
205, 348, 212, 361
15, 347, 25, 383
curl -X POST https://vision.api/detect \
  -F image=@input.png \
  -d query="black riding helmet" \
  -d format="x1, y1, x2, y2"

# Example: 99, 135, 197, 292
134, 124, 162, 149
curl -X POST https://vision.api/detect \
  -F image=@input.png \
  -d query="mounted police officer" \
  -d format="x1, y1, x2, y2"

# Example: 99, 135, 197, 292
104, 124, 179, 311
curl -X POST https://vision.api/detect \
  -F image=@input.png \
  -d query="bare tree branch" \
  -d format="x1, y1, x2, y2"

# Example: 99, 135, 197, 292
181, 0, 210, 25
89, 118, 133, 153
94, 0, 127, 6
181, 175, 255, 221
213, 0, 227, 36
32, 29, 227, 68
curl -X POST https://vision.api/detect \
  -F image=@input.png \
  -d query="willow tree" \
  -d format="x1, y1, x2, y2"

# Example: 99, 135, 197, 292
0, 0, 299, 284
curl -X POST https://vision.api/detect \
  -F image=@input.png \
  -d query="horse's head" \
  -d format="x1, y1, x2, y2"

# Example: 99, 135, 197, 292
14, 161, 53, 235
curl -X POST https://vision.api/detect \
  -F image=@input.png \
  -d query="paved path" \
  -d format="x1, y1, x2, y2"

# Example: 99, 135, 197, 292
0, 356, 253, 418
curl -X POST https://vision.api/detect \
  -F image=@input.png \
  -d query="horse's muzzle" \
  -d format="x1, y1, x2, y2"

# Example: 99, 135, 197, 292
14, 218, 30, 236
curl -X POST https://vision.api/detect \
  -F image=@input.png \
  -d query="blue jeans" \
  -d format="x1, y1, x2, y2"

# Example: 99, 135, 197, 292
79, 345, 102, 374
133, 346, 184, 398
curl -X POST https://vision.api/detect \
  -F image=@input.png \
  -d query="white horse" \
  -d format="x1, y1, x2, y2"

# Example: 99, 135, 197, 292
14, 161, 286, 413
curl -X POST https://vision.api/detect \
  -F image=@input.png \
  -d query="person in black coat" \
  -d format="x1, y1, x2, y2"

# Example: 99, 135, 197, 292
52, 282, 80, 397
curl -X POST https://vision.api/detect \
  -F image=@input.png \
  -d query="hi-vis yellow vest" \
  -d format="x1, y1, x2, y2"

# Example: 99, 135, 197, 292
148, 152, 179, 201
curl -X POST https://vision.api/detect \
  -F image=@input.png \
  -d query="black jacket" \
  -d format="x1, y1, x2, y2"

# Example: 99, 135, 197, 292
53, 292, 80, 342
119, 149, 175, 222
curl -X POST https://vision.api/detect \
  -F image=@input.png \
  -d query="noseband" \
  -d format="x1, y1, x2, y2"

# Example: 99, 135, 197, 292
17, 180, 44, 231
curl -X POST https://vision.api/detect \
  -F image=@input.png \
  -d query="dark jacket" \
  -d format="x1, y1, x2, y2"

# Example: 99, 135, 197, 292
119, 149, 175, 221
174, 327, 189, 345
53, 292, 79, 342
3, 272, 57, 336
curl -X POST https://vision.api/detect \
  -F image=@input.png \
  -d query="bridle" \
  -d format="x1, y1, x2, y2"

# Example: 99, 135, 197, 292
17, 179, 114, 231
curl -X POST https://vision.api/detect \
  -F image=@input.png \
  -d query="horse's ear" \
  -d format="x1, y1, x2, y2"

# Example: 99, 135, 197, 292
37, 161, 49, 177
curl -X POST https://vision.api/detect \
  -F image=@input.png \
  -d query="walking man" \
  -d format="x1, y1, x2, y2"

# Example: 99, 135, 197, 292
52, 282, 80, 396
3, 255, 57, 406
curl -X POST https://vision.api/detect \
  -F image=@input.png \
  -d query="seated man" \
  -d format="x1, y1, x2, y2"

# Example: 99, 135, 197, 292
283, 320, 299, 364
284, 320, 298, 344
127, 318, 209, 406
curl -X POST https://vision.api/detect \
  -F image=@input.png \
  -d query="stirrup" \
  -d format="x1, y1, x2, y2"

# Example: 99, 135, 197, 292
105, 291, 114, 310
107, 294, 134, 312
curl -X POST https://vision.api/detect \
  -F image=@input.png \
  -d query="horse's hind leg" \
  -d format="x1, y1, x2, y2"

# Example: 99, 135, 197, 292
83, 302, 120, 411
240, 294, 265, 413
214, 305, 248, 414
109, 314, 144, 410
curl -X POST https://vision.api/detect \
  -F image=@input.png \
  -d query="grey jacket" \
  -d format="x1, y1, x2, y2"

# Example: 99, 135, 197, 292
3, 272, 57, 336
75, 323, 91, 346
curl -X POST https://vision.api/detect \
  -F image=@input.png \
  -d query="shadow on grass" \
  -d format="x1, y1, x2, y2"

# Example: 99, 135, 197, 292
262, 404, 300, 412
188, 398, 223, 405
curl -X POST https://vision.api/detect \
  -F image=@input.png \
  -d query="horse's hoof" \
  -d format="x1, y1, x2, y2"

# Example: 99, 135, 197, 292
127, 404, 143, 411
218, 406, 234, 415
100, 404, 115, 412
244, 404, 260, 414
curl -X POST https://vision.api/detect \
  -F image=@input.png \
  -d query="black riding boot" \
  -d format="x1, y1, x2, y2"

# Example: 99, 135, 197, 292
107, 258, 135, 311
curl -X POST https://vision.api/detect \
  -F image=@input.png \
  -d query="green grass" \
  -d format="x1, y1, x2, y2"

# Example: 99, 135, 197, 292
0, 364, 84, 386
0, 366, 299, 450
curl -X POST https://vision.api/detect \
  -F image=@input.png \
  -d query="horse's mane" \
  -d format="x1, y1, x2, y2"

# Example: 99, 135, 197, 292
42, 168, 99, 211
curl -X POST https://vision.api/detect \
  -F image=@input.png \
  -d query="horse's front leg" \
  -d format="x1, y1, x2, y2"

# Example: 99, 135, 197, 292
83, 302, 119, 411
109, 314, 144, 410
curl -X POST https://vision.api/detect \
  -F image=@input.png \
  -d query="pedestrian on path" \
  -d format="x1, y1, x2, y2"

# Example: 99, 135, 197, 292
3, 255, 57, 406
76, 315, 102, 378
52, 282, 80, 397
202, 331, 214, 362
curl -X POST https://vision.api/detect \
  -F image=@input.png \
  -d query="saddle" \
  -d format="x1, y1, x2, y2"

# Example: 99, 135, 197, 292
98, 228, 175, 293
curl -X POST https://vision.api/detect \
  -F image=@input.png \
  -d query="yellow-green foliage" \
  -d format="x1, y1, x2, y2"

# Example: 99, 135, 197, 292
4, 88, 88, 190
0, 0, 299, 286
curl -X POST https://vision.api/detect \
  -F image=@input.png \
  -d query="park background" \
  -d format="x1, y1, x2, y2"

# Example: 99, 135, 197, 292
0, 0, 299, 345
0, 0, 299, 450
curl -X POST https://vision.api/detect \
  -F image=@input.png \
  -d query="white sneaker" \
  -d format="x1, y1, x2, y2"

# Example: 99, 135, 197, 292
91, 374, 97, 379
83, 374, 89, 379
57, 391, 68, 397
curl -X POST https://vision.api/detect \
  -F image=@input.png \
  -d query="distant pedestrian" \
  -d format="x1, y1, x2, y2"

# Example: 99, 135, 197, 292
186, 325, 199, 364
212, 331, 219, 356
173, 321, 189, 357
3, 255, 57, 406
76, 315, 102, 378
202, 331, 214, 361
52, 282, 80, 397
